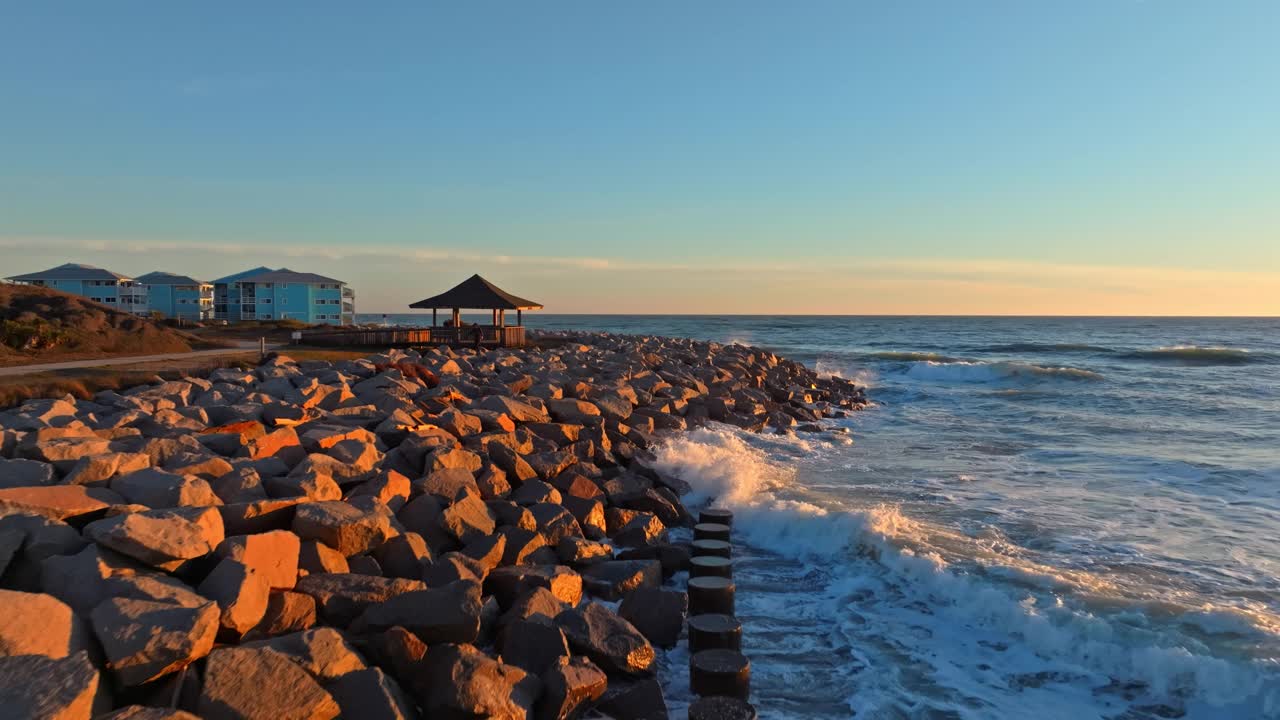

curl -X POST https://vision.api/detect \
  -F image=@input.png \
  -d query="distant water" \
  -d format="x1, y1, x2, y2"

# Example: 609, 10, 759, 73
362, 314, 1280, 718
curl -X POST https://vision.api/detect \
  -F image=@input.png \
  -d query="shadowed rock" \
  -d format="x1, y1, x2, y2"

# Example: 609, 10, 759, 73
328, 667, 420, 720
555, 602, 655, 676
417, 643, 539, 719
294, 573, 426, 627
199, 646, 340, 720
198, 558, 270, 637
537, 656, 608, 720
354, 580, 482, 645
243, 590, 317, 640
90, 597, 219, 686
0, 651, 100, 720
618, 587, 687, 648
243, 627, 366, 682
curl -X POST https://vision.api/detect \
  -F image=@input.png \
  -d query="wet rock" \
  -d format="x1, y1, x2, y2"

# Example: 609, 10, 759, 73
417, 642, 539, 719
84, 507, 224, 571
618, 588, 687, 648
90, 597, 219, 686
0, 651, 101, 720
199, 646, 340, 720
292, 500, 399, 557
537, 656, 609, 720
0, 589, 90, 658
555, 602, 655, 676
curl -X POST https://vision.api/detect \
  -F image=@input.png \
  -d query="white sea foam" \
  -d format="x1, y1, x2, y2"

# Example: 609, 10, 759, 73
649, 425, 1280, 718
902, 360, 1104, 383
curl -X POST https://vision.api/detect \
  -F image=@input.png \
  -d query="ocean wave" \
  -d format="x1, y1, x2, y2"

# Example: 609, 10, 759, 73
979, 342, 1117, 354
1118, 346, 1275, 366
868, 351, 968, 363
902, 360, 1104, 383
648, 426, 1280, 718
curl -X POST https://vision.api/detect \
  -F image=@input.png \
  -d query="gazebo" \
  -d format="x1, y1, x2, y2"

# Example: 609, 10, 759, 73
409, 274, 542, 347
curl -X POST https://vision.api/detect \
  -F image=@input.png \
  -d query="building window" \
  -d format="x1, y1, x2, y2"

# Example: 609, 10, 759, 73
260, 298, 272, 304
90, 297, 102, 302
103, 297, 116, 303
280, 297, 287, 305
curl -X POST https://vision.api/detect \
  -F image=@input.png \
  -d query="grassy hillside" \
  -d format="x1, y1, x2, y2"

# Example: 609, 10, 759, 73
0, 283, 225, 366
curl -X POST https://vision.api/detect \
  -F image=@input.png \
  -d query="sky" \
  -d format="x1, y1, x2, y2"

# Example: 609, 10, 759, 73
1, 1, 1277, 315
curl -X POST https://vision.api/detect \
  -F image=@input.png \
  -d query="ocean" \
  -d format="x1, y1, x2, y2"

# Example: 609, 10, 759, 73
361, 314, 1280, 719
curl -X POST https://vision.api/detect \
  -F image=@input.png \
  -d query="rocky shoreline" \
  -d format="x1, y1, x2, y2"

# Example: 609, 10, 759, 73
0, 332, 868, 719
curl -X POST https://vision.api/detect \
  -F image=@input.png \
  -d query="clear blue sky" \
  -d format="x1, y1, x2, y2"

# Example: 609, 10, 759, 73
2, 2, 1277, 314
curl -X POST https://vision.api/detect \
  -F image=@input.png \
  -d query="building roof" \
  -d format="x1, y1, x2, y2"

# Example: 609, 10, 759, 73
212, 267, 345, 285
211, 266, 275, 284
5, 262, 129, 283
135, 271, 208, 286
409, 274, 543, 310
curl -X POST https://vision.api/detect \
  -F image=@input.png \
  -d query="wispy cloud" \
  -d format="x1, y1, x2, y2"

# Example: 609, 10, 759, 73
3, 235, 1277, 315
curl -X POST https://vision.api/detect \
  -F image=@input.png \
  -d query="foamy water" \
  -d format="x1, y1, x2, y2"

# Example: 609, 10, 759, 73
363, 315, 1280, 718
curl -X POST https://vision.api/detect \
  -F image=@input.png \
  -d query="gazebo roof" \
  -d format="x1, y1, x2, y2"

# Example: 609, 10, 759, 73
409, 274, 543, 310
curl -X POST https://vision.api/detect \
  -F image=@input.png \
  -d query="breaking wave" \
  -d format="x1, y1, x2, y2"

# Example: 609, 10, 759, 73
1117, 346, 1274, 366
867, 351, 967, 363
648, 426, 1280, 719
899, 360, 1103, 383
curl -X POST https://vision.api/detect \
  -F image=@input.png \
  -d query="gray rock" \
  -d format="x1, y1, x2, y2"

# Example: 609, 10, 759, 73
354, 580, 482, 645
110, 468, 221, 508
0, 457, 57, 488
293, 573, 426, 627
618, 587, 687, 648
328, 667, 419, 720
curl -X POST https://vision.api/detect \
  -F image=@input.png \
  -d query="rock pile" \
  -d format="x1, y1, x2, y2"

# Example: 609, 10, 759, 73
0, 333, 866, 719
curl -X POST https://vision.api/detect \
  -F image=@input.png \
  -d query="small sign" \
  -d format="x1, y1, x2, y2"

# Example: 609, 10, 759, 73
291, 331, 302, 340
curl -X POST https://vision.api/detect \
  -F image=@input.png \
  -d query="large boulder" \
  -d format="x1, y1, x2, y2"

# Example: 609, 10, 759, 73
197, 558, 270, 637
0, 485, 122, 521
0, 590, 90, 658
417, 643, 539, 719
328, 667, 419, 720
538, 656, 609, 720
438, 488, 496, 544
83, 507, 224, 571
293, 573, 426, 627
243, 627, 366, 682
214, 530, 301, 589
0, 457, 57, 488
354, 580, 483, 645
292, 500, 399, 557
198, 646, 340, 720
110, 468, 220, 508
618, 587, 687, 648
555, 602, 655, 676
90, 597, 220, 686
243, 590, 317, 640
0, 651, 101, 720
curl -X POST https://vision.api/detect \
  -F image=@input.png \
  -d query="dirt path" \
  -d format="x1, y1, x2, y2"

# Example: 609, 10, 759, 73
0, 342, 277, 377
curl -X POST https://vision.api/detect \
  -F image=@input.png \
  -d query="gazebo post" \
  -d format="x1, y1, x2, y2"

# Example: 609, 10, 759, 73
517, 309, 522, 326
432, 308, 437, 327
452, 307, 460, 328
498, 309, 505, 328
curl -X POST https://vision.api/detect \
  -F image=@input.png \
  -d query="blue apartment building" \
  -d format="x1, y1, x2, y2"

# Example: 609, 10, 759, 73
4, 263, 149, 315
134, 272, 213, 321
212, 267, 354, 325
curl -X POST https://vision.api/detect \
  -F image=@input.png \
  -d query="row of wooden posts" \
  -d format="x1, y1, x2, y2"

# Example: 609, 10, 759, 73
686, 508, 758, 720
